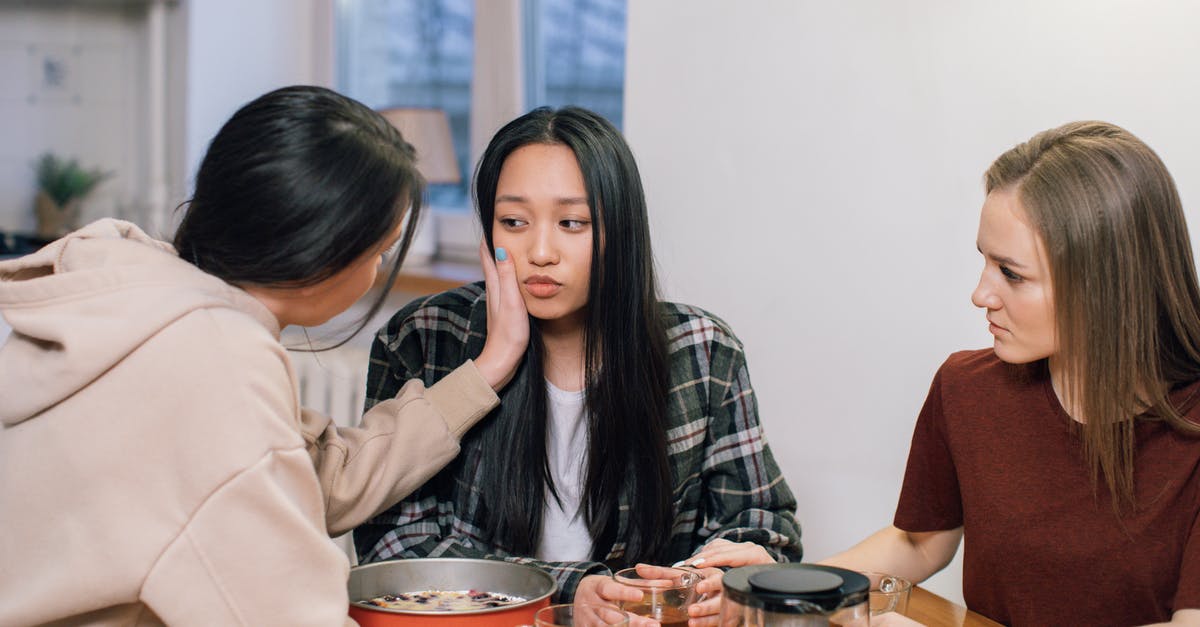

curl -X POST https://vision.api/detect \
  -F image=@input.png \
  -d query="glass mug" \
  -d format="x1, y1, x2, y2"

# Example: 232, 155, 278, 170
522, 603, 631, 627
613, 566, 702, 626
861, 571, 913, 616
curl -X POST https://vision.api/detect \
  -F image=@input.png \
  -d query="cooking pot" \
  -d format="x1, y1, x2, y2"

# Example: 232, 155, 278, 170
348, 558, 556, 626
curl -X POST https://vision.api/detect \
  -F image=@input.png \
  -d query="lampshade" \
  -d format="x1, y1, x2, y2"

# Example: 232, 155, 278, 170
378, 107, 461, 185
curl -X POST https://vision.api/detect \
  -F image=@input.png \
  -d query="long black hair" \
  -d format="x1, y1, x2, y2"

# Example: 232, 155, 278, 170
474, 106, 673, 564
174, 85, 423, 346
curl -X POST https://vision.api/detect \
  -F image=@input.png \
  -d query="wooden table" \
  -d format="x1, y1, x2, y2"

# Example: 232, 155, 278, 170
904, 586, 1001, 627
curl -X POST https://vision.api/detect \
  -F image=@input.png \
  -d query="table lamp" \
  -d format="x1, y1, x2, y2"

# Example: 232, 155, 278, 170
377, 107, 461, 264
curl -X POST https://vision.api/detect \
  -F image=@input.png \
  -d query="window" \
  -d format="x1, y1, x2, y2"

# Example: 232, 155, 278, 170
336, 0, 626, 224
525, 0, 626, 128
336, 0, 474, 209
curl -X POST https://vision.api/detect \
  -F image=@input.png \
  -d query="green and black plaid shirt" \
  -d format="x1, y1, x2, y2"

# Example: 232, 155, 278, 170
353, 282, 802, 601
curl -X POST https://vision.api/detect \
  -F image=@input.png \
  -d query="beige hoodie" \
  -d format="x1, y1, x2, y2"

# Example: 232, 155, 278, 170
0, 220, 499, 626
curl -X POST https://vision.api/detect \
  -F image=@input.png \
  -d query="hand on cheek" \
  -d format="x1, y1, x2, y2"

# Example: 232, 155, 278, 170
475, 240, 529, 391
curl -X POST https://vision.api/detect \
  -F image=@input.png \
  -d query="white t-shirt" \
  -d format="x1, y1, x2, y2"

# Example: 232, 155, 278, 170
534, 380, 594, 562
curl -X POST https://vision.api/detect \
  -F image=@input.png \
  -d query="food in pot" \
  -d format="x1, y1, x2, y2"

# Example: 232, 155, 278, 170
361, 589, 527, 612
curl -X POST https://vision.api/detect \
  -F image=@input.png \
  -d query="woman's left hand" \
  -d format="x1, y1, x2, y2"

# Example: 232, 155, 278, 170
676, 538, 776, 570
683, 566, 724, 626
672, 539, 777, 626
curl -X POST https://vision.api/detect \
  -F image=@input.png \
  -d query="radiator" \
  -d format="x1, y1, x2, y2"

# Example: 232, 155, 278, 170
291, 346, 371, 429
290, 345, 371, 565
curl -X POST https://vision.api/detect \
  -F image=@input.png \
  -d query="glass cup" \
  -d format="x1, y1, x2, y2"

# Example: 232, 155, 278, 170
531, 603, 631, 627
613, 565, 701, 626
861, 571, 912, 616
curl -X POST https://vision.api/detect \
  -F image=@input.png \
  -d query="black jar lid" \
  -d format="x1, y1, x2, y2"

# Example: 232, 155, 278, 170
722, 564, 869, 614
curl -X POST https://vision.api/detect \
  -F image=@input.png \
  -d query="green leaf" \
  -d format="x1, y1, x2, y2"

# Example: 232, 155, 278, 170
33, 153, 113, 206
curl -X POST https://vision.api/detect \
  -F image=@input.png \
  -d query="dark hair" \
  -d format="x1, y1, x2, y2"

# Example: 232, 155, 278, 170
174, 85, 424, 346
472, 106, 673, 563
985, 121, 1200, 509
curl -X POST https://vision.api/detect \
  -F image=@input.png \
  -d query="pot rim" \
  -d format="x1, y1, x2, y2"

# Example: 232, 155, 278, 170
348, 558, 557, 616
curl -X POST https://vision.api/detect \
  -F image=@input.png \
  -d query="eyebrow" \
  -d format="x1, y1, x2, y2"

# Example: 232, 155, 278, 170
977, 245, 1027, 269
495, 194, 589, 206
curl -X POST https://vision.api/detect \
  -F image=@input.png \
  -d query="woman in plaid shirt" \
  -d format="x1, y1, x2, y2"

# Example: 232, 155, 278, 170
354, 107, 801, 624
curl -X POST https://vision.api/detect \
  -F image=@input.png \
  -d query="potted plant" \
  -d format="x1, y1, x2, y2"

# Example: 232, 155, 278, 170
32, 153, 112, 238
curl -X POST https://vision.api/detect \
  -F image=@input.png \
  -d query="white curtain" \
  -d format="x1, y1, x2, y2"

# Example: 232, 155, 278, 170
470, 0, 526, 169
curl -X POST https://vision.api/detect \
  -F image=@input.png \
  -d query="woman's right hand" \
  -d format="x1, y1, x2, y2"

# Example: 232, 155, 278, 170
573, 575, 660, 627
473, 241, 529, 391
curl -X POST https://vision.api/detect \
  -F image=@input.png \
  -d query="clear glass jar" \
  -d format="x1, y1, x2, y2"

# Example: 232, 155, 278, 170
719, 564, 870, 626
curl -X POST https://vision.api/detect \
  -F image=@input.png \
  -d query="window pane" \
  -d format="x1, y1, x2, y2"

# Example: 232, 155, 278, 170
336, 0, 473, 208
528, 0, 626, 129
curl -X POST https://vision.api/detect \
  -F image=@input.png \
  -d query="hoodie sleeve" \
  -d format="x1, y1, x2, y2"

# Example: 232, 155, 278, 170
130, 307, 359, 626
141, 447, 357, 627
300, 360, 499, 536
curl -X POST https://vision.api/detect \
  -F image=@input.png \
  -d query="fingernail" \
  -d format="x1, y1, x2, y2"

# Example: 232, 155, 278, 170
495, 247, 508, 261
671, 560, 686, 568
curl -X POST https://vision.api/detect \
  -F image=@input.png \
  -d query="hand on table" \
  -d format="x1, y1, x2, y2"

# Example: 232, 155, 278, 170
473, 241, 529, 391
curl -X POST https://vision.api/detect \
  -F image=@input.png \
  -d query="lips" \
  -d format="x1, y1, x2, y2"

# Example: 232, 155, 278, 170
987, 317, 1008, 335
524, 275, 562, 298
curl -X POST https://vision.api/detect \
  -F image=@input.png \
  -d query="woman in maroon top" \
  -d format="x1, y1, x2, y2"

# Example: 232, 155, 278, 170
819, 122, 1200, 627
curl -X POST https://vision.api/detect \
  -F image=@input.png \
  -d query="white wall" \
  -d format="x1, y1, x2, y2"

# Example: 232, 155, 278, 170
0, 3, 149, 232
0, 0, 332, 236
183, 0, 333, 192
625, 0, 1200, 603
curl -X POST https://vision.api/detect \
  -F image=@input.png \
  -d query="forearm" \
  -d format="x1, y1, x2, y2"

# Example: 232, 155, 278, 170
818, 525, 962, 584
703, 411, 803, 561
306, 362, 499, 534
706, 513, 803, 562
1139, 609, 1200, 626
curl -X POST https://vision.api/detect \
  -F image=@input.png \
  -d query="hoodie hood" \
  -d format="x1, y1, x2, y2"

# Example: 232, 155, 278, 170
0, 219, 279, 426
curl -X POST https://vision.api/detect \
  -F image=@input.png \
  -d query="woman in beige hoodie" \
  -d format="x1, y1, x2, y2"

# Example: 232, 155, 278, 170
0, 86, 528, 626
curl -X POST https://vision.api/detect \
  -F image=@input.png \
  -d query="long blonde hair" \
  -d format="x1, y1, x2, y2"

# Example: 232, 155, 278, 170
985, 121, 1200, 510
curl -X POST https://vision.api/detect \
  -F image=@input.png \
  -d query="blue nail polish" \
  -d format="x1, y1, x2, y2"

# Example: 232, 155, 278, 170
495, 247, 508, 261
